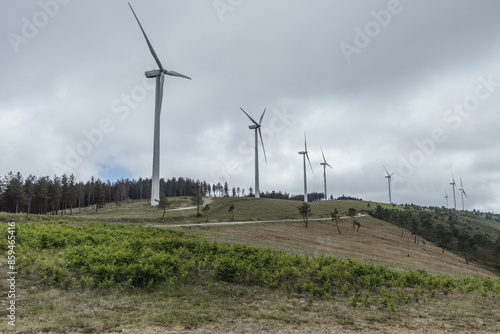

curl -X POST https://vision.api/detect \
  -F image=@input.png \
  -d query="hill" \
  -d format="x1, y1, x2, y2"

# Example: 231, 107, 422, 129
1, 197, 499, 333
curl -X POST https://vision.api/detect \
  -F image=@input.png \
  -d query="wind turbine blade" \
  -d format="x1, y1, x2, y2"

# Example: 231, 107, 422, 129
306, 153, 313, 172
460, 177, 464, 189
258, 128, 267, 163
304, 132, 308, 152
129, 3, 164, 71
463, 189, 467, 198
383, 165, 390, 176
320, 145, 327, 164
164, 70, 191, 80
326, 162, 333, 169
239, 107, 258, 125
258, 108, 267, 125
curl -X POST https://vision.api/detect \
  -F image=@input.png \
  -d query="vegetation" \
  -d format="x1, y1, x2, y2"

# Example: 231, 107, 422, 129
297, 203, 312, 227
330, 208, 341, 234
370, 205, 500, 273
228, 204, 235, 220
3, 221, 499, 296
1, 195, 500, 332
156, 195, 169, 223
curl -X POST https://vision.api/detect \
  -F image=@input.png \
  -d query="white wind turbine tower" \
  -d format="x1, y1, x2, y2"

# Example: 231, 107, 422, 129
129, 3, 191, 206
240, 107, 267, 199
444, 193, 449, 208
450, 175, 457, 210
320, 146, 333, 201
298, 133, 313, 202
383, 165, 395, 204
459, 177, 468, 211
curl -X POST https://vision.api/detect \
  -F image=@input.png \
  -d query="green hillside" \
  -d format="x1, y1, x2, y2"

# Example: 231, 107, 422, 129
1, 197, 500, 333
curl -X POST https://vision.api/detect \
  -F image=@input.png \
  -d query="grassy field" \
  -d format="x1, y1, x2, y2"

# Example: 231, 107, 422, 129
1, 197, 499, 333
28, 197, 377, 224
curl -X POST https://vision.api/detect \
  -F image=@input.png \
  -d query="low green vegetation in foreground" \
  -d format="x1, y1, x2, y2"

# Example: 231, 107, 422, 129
1, 221, 499, 332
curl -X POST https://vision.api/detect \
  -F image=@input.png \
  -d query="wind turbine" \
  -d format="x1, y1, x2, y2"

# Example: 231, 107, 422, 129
459, 177, 467, 211
383, 165, 395, 204
450, 175, 457, 210
320, 146, 333, 200
298, 133, 313, 202
129, 3, 191, 206
240, 107, 267, 199
444, 193, 449, 208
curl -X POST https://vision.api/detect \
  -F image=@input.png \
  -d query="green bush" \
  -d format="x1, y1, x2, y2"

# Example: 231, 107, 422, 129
2, 221, 499, 304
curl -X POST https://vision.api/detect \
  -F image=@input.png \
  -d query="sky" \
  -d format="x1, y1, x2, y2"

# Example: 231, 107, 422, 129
1, 0, 500, 213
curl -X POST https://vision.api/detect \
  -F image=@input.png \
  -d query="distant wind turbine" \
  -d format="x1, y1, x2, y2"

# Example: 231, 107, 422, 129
383, 165, 395, 204
450, 175, 457, 210
459, 177, 467, 211
240, 107, 267, 199
320, 146, 333, 200
298, 133, 313, 202
129, 3, 191, 206
444, 193, 449, 208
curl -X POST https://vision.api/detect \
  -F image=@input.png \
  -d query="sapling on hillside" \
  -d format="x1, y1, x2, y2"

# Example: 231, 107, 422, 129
297, 202, 312, 227
156, 195, 169, 223
202, 204, 210, 222
330, 208, 341, 234
228, 204, 235, 220
348, 208, 357, 229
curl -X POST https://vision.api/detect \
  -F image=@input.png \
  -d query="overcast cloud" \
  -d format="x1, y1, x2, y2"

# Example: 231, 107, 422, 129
1, 0, 500, 212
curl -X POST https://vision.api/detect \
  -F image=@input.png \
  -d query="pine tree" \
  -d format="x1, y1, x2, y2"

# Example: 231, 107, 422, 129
24, 174, 36, 214
94, 179, 105, 212
3, 172, 26, 213
298, 202, 312, 227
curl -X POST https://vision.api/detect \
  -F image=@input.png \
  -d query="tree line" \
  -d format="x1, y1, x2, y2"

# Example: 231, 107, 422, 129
0, 172, 249, 214
2, 171, 369, 214
370, 205, 500, 271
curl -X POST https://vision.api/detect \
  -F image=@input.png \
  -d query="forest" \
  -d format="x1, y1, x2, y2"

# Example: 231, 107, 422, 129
0, 171, 344, 214
370, 205, 500, 273
0, 171, 238, 214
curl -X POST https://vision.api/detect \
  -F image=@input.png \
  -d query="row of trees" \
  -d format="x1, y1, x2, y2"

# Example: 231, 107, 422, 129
370, 205, 500, 270
0, 171, 333, 214
2, 171, 373, 214
0, 172, 248, 214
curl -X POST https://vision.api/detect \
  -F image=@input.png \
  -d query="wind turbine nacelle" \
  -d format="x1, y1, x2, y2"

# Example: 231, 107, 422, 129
145, 69, 161, 78
298, 151, 306, 155
249, 125, 258, 129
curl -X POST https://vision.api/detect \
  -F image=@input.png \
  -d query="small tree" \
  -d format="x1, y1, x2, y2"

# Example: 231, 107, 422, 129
457, 233, 471, 264
94, 180, 105, 213
202, 204, 210, 222
330, 208, 341, 234
191, 182, 202, 218
435, 224, 451, 253
348, 208, 357, 229
156, 195, 169, 223
354, 220, 361, 232
228, 204, 235, 220
297, 202, 312, 228
397, 213, 408, 238
410, 218, 420, 244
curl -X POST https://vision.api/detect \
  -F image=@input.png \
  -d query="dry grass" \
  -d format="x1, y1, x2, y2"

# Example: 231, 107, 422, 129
1, 278, 499, 334
181, 216, 496, 278
1, 198, 499, 333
